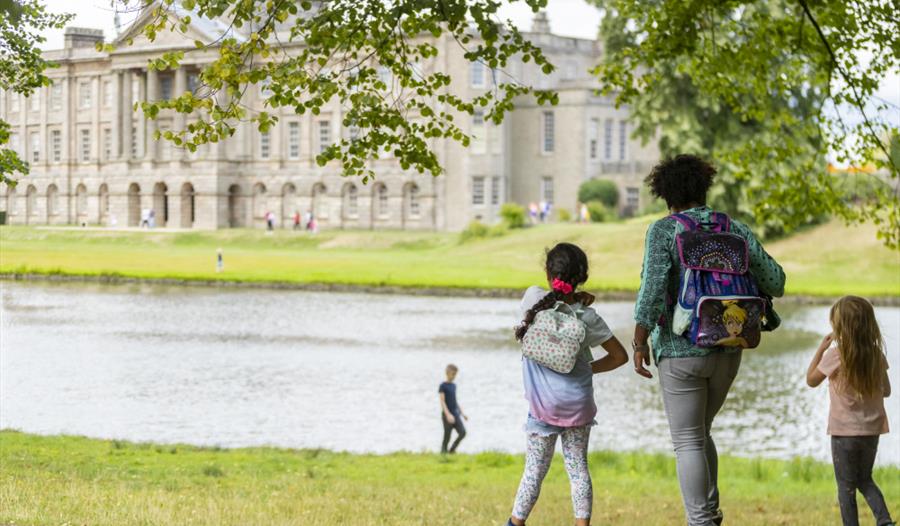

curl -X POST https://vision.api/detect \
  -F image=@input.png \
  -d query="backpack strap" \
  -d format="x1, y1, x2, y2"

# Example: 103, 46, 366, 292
670, 213, 698, 232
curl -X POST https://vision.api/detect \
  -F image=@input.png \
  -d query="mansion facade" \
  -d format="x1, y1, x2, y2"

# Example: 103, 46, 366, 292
0, 11, 658, 231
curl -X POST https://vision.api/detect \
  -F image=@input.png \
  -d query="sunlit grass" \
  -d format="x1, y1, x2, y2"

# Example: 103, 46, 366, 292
1, 431, 897, 525
0, 219, 897, 296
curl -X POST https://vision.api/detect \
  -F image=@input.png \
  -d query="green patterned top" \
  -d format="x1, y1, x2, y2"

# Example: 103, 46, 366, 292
633, 207, 786, 362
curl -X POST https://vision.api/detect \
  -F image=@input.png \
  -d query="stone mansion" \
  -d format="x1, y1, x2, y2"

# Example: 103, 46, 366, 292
0, 10, 658, 230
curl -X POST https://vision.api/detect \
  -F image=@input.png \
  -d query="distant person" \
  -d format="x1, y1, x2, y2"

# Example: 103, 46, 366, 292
216, 248, 224, 273
580, 202, 590, 224
148, 209, 156, 228
507, 243, 628, 526
140, 208, 150, 228
541, 201, 552, 222
528, 202, 538, 225
293, 211, 301, 230
265, 211, 275, 231
108, 213, 117, 228
538, 200, 547, 223
807, 296, 893, 526
306, 211, 318, 234
631, 155, 785, 526
439, 364, 468, 454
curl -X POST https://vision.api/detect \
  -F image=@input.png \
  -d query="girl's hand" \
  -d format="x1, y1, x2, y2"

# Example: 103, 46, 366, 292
575, 291, 595, 307
817, 333, 834, 352
445, 413, 455, 424
463, 414, 469, 421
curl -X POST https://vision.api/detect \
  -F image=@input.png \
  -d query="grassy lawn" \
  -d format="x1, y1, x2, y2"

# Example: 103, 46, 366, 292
1, 431, 898, 525
0, 218, 897, 296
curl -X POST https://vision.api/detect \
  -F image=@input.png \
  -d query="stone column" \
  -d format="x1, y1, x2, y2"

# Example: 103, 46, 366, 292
122, 70, 134, 161
174, 67, 187, 161
146, 68, 158, 161
113, 72, 122, 159
136, 71, 146, 159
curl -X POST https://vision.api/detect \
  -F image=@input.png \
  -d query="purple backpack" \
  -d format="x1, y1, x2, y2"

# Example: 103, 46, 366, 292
671, 212, 765, 349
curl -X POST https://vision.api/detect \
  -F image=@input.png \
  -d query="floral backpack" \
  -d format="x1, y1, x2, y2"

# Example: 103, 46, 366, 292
521, 302, 586, 373
670, 211, 768, 349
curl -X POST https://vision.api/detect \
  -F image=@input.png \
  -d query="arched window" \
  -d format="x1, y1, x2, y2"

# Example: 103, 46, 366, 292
312, 183, 327, 218
343, 183, 358, 219
227, 184, 244, 228
153, 182, 168, 227
252, 183, 267, 218
405, 183, 420, 219
47, 184, 60, 218
374, 183, 389, 218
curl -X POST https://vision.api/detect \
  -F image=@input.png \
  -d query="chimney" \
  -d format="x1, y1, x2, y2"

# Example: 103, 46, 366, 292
64, 27, 104, 49
531, 11, 551, 34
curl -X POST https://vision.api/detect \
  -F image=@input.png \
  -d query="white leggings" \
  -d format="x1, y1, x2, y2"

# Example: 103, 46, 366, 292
512, 425, 592, 520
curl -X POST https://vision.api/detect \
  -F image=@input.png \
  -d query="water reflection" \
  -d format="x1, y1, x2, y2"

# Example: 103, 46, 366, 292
1, 281, 897, 465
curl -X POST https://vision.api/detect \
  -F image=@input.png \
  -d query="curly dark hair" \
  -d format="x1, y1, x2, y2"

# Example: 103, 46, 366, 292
514, 243, 589, 341
645, 155, 717, 210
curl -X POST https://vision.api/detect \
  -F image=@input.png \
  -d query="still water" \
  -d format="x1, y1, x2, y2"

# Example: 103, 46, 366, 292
1, 281, 898, 465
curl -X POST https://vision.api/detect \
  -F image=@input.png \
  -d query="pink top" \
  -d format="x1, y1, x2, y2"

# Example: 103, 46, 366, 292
817, 347, 891, 436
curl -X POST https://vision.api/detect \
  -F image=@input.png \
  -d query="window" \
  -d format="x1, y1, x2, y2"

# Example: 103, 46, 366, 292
472, 176, 485, 206
288, 122, 300, 159
377, 66, 392, 87
589, 118, 599, 160
541, 111, 554, 154
131, 126, 137, 158
51, 130, 61, 162
603, 118, 613, 160
491, 176, 501, 206
9, 92, 19, 112
80, 129, 91, 161
79, 81, 91, 109
132, 81, 140, 103
187, 73, 200, 94
626, 187, 639, 208
260, 131, 270, 159
318, 120, 331, 154
470, 61, 485, 88
9, 133, 19, 155
376, 185, 388, 217
29, 132, 39, 162
51, 84, 62, 111
541, 176, 554, 205
29, 89, 40, 112
348, 125, 360, 142
160, 76, 173, 101
407, 184, 420, 217
472, 110, 486, 154
344, 185, 358, 217
103, 128, 112, 160
103, 80, 112, 107
618, 120, 628, 161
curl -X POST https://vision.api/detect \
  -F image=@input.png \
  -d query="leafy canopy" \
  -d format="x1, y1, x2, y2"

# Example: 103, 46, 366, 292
589, 0, 899, 247
113, 0, 558, 183
0, 0, 72, 186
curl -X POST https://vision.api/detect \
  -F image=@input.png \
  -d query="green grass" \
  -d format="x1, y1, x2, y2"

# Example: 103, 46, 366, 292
0, 218, 897, 296
1, 431, 897, 525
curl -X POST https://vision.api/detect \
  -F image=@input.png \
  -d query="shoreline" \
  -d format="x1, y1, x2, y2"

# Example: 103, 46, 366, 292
3, 271, 900, 306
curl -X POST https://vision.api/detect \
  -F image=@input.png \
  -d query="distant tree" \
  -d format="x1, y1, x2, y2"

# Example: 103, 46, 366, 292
0, 0, 72, 186
589, 0, 899, 246
578, 179, 619, 209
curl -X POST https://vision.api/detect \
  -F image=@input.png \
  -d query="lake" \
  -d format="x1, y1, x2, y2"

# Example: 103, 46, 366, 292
1, 281, 897, 465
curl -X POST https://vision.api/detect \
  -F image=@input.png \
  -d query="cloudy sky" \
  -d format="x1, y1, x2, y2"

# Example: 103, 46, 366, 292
37, 0, 899, 110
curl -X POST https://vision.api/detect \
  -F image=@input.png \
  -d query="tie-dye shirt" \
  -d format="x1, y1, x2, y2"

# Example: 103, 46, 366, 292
518, 286, 614, 428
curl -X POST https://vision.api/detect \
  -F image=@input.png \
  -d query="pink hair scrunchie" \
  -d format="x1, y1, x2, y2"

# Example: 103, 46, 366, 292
551, 278, 574, 295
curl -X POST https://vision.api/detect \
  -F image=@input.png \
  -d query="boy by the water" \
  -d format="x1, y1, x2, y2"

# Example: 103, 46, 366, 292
439, 364, 468, 454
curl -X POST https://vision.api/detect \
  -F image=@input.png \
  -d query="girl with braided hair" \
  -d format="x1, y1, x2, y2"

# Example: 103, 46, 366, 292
507, 243, 628, 526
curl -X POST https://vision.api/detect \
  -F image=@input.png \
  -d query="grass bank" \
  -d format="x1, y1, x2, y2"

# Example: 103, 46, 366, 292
0, 219, 897, 297
2, 431, 899, 525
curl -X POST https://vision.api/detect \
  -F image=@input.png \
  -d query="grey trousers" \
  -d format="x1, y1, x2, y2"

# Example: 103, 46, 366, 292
659, 351, 742, 526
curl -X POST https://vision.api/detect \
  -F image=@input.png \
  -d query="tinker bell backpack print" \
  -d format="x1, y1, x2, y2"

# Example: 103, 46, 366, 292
670, 210, 771, 349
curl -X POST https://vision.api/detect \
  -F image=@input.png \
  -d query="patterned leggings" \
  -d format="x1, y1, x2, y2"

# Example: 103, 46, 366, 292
512, 425, 592, 520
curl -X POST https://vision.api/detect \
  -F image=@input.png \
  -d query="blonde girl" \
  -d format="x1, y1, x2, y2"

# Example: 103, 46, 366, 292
807, 295, 894, 526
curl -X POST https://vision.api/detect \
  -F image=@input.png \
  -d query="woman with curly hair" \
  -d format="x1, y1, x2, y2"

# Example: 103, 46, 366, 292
631, 155, 786, 526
